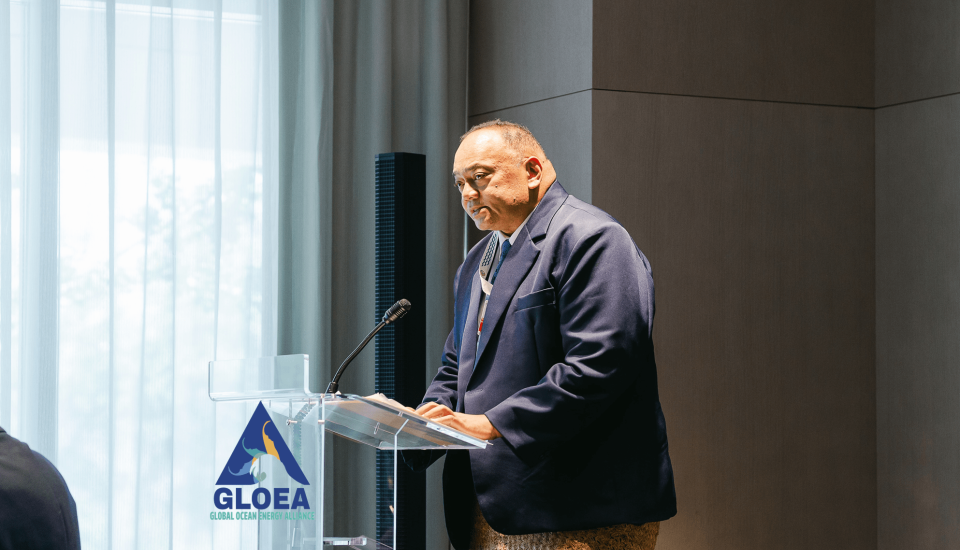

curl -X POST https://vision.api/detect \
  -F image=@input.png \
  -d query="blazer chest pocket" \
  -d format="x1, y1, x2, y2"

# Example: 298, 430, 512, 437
516, 287, 556, 311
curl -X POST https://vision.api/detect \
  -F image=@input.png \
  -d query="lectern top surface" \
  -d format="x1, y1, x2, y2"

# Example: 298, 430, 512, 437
323, 394, 488, 451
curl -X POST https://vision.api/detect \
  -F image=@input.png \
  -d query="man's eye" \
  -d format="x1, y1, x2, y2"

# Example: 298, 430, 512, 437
474, 173, 485, 180
454, 180, 464, 190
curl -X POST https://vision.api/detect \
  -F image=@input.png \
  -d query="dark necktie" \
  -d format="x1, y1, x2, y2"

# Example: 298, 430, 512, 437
490, 240, 512, 284
478, 239, 512, 339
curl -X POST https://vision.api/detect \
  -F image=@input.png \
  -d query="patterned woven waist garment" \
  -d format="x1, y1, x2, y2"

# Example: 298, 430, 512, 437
469, 500, 660, 550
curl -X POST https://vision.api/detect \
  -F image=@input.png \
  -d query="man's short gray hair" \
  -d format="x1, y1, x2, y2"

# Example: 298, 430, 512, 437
461, 119, 547, 162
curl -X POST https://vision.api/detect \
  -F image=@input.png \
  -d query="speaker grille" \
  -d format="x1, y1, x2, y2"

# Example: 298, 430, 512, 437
374, 153, 426, 550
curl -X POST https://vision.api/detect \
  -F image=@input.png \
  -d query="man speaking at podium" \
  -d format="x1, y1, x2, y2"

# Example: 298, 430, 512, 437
405, 120, 676, 550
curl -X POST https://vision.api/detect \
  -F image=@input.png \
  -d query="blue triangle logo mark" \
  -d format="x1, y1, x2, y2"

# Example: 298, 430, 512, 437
216, 401, 309, 485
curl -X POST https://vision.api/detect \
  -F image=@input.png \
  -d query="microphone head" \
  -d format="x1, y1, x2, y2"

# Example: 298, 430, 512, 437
382, 299, 412, 323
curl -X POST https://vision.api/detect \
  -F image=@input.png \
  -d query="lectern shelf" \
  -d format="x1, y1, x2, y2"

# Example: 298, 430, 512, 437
207, 354, 486, 550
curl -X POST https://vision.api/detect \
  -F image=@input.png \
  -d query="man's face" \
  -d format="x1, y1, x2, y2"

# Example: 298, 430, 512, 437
452, 129, 534, 234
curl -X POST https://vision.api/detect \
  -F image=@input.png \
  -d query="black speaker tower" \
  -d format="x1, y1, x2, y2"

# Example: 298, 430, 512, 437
374, 152, 426, 549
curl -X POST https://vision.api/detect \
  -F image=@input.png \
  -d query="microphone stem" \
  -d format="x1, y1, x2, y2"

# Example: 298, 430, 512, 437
325, 319, 388, 394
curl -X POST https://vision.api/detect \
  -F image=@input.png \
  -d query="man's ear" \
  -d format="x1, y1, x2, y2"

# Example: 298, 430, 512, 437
524, 156, 544, 189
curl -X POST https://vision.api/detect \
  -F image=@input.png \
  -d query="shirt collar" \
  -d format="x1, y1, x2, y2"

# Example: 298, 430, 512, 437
497, 202, 538, 247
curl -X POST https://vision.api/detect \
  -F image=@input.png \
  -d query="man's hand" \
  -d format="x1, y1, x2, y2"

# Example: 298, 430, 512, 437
416, 402, 502, 441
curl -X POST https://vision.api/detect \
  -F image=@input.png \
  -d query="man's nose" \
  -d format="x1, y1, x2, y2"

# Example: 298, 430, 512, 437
460, 182, 479, 202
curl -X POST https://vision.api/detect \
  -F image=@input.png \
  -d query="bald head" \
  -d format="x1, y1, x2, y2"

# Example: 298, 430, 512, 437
452, 121, 557, 235
461, 119, 547, 164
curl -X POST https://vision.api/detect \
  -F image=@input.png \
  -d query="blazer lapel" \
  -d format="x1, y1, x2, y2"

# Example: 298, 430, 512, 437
457, 182, 571, 408
472, 233, 540, 370
471, 182, 570, 369
456, 263, 484, 411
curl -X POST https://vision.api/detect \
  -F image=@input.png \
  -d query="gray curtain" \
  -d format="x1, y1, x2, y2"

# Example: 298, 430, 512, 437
278, 1, 469, 548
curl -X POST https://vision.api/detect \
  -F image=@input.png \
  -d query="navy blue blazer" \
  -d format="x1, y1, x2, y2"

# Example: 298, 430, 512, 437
409, 182, 676, 546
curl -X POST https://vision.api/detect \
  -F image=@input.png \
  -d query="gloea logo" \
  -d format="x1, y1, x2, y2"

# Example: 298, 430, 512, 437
211, 401, 314, 521
216, 401, 309, 485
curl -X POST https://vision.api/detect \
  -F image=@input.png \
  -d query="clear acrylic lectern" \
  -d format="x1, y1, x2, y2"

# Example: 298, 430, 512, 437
208, 354, 487, 549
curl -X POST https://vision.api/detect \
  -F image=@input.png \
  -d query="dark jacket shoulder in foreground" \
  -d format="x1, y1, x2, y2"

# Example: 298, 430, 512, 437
0, 426, 81, 550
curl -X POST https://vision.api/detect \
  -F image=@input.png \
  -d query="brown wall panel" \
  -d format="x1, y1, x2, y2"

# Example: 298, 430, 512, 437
876, 0, 960, 106
876, 95, 960, 550
469, 0, 592, 116
594, 0, 874, 107
592, 90, 876, 550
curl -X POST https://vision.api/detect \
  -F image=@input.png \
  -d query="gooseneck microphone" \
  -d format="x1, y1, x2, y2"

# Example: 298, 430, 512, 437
325, 299, 412, 394
381, 299, 411, 324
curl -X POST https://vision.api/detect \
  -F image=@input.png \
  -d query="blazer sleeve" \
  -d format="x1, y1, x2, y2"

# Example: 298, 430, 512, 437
420, 326, 460, 410
401, 264, 465, 472
483, 222, 656, 462
420, 262, 466, 410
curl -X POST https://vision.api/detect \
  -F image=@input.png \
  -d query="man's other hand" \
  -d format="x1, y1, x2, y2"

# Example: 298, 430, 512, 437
416, 402, 502, 441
